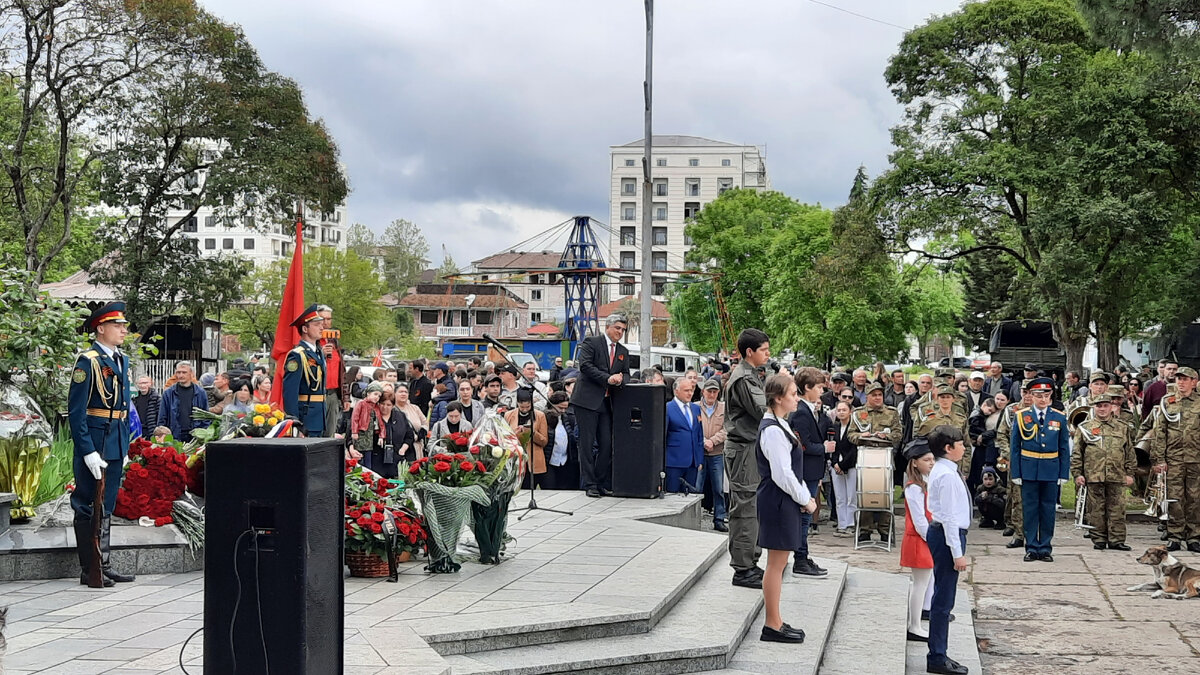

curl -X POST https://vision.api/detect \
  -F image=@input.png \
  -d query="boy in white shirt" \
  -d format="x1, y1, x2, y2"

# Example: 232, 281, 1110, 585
925, 425, 971, 675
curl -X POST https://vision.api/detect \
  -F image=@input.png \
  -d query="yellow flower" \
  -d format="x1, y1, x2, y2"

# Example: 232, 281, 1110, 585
254, 404, 271, 415
253, 415, 266, 426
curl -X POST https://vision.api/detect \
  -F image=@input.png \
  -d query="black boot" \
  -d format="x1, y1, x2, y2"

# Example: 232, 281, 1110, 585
75, 518, 113, 588
101, 517, 136, 583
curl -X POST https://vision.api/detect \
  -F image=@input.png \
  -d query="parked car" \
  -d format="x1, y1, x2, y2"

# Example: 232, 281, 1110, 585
926, 356, 974, 370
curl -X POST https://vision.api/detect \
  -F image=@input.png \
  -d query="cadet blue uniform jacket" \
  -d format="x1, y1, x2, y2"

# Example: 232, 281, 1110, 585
282, 341, 326, 433
67, 342, 130, 462
1009, 406, 1071, 483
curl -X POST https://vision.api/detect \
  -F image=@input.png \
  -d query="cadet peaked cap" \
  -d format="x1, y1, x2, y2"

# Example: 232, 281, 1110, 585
1028, 377, 1055, 392
84, 302, 129, 332
291, 304, 323, 327
903, 438, 933, 460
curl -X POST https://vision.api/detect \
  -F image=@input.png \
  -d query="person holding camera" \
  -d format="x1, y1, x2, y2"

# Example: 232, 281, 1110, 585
365, 391, 415, 476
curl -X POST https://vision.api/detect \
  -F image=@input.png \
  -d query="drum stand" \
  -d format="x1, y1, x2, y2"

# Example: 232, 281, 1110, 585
854, 446, 896, 552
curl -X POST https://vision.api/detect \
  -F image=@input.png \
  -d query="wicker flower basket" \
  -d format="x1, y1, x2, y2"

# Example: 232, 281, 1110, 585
345, 550, 410, 577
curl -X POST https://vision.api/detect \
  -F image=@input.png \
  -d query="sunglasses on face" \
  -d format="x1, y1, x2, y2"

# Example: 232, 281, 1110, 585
839, 395, 853, 400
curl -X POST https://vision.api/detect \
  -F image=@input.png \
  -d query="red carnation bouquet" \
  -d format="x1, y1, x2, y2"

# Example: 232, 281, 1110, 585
343, 458, 428, 560
114, 438, 189, 526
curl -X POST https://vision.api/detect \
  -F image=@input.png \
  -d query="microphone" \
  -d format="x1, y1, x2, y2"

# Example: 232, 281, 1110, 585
481, 333, 509, 353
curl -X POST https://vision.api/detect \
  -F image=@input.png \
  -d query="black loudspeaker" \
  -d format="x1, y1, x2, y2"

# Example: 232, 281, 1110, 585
204, 437, 344, 675
611, 384, 667, 498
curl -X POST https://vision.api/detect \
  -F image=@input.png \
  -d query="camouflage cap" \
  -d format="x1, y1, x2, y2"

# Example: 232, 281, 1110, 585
1021, 379, 1037, 391
1178, 366, 1199, 380
864, 381, 884, 395
1089, 371, 1110, 383
1105, 384, 1127, 399
1089, 392, 1113, 404
935, 383, 955, 396
935, 368, 954, 378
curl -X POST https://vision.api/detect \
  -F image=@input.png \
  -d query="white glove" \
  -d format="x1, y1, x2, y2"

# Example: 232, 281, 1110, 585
83, 452, 108, 480
1010, 477, 1022, 486
1057, 478, 1067, 486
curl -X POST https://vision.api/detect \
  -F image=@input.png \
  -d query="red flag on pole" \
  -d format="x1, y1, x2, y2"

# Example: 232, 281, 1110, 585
269, 210, 306, 408
371, 348, 383, 368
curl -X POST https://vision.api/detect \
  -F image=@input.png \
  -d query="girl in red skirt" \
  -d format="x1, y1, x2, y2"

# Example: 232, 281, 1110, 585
901, 440, 937, 642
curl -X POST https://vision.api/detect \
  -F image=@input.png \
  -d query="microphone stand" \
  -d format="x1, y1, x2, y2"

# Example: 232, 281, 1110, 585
481, 334, 572, 521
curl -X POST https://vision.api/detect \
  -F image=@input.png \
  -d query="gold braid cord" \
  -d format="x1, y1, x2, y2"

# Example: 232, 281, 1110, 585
1015, 407, 1037, 442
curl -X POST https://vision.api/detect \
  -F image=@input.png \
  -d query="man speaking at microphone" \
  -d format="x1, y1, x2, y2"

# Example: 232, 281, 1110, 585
568, 315, 630, 498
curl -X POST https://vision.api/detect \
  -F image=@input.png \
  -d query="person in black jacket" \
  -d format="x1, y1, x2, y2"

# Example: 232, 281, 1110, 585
568, 314, 630, 497
132, 376, 160, 436
967, 397, 998, 494
370, 391, 415, 477
407, 360, 434, 416
787, 367, 833, 578
829, 400, 859, 536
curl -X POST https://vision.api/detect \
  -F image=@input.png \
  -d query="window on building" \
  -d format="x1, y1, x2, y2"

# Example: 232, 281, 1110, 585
460, 310, 470, 326
685, 178, 700, 196
654, 179, 667, 197
281, 242, 291, 257
620, 277, 635, 295
480, 274, 489, 281
443, 311, 454, 326
243, 238, 255, 250
656, 158, 666, 167
688, 158, 699, 167
652, 277, 666, 295
624, 158, 635, 167
531, 312, 543, 323
721, 158, 732, 167
204, 238, 216, 250
204, 215, 216, 227
475, 310, 494, 324
420, 310, 439, 324
621, 178, 636, 195
243, 215, 255, 229
183, 217, 198, 233
620, 226, 635, 245
684, 202, 700, 219
531, 289, 543, 301
548, 273, 558, 284
654, 203, 667, 221
684, 232, 694, 246
222, 238, 234, 249
718, 178, 733, 194
622, 202, 636, 221
529, 274, 542, 285
620, 252, 636, 269
652, 251, 667, 271
652, 227, 667, 246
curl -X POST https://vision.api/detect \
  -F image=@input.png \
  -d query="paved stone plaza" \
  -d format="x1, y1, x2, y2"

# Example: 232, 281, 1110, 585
0, 491, 1193, 674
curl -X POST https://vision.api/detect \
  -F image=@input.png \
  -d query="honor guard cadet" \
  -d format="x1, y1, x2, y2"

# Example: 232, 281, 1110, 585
1070, 391, 1136, 551
847, 381, 901, 542
282, 304, 327, 435
1009, 377, 1071, 562
1150, 366, 1200, 553
998, 380, 1034, 548
915, 384, 972, 478
67, 302, 136, 587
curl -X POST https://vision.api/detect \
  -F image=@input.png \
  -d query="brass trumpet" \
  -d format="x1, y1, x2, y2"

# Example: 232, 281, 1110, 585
1075, 484, 1093, 530
1144, 471, 1175, 521
1067, 404, 1093, 434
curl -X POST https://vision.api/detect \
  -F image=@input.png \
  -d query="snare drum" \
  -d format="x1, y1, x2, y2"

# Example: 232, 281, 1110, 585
857, 446, 894, 510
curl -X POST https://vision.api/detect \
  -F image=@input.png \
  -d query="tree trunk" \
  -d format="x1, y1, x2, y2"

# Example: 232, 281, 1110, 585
1094, 314, 1122, 373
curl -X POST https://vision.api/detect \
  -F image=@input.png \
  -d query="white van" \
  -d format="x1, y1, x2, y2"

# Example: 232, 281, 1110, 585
622, 345, 702, 378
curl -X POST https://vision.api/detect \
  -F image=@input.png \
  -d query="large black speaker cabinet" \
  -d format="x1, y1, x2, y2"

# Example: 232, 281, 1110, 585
611, 383, 667, 498
204, 437, 344, 675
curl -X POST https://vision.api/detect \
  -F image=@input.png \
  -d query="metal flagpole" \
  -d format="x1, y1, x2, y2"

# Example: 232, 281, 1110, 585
639, 0, 654, 358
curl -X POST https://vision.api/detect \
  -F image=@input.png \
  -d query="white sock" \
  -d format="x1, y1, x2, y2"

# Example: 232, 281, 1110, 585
909, 568, 933, 635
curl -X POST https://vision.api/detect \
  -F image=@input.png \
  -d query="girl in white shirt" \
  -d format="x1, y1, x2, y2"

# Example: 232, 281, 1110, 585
900, 440, 937, 642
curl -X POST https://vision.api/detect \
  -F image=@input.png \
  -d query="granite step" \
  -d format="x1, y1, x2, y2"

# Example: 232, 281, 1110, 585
408, 517, 729, 655
905, 588, 981, 675
818, 568, 910, 674
445, 554, 848, 675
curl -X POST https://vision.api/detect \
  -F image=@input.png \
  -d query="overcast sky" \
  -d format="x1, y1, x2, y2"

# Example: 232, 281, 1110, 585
199, 0, 963, 266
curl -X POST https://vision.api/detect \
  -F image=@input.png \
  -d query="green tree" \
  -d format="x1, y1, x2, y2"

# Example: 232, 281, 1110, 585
665, 277, 724, 354
223, 260, 290, 352
346, 223, 376, 258
379, 219, 430, 294
304, 247, 390, 353
907, 264, 965, 360
875, 0, 1200, 372
1077, 0, 1200, 56
436, 249, 461, 281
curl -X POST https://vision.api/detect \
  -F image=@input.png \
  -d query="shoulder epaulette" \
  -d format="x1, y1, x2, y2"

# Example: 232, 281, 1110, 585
80, 349, 99, 359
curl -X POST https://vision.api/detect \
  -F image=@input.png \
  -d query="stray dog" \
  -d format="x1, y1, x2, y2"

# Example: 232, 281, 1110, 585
1128, 545, 1200, 599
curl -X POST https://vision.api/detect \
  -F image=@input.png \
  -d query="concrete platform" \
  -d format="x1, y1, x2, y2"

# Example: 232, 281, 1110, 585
0, 521, 199, 582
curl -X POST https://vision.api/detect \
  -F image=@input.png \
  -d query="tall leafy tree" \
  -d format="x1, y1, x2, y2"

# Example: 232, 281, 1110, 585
223, 260, 290, 352
906, 264, 965, 360
304, 247, 390, 353
379, 218, 430, 294
665, 277, 724, 354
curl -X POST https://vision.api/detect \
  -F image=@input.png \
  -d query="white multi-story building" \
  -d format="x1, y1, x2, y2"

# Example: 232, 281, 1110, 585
471, 251, 566, 326
608, 135, 769, 300
175, 203, 347, 267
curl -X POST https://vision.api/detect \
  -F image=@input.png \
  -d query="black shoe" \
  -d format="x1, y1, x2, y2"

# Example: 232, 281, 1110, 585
979, 519, 994, 529
599, 487, 614, 497
810, 524, 820, 535
749, 565, 765, 579
1167, 540, 1182, 552
586, 488, 601, 498
780, 622, 806, 640
103, 567, 136, 583
1189, 541, 1200, 554
1161, 530, 1171, 541
858, 532, 872, 543
907, 631, 929, 642
1094, 542, 1108, 550
920, 610, 954, 622
806, 557, 828, 574
761, 624, 804, 643
1040, 554, 1054, 563
79, 573, 115, 588
1006, 538, 1025, 549
1024, 552, 1039, 562
927, 657, 968, 674
1159, 522, 1168, 532
792, 558, 829, 577
732, 570, 763, 589
713, 521, 729, 532
1110, 543, 1131, 551
1001, 527, 1015, 537
993, 522, 1006, 530
99, 517, 135, 583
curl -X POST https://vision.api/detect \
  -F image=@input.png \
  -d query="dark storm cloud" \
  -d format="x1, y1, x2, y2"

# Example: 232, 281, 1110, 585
198, 0, 963, 261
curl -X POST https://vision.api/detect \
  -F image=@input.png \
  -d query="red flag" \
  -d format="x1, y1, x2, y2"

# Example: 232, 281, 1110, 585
371, 348, 383, 367
269, 212, 306, 408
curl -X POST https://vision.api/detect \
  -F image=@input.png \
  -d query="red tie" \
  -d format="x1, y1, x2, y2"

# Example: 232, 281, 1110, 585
609, 342, 616, 367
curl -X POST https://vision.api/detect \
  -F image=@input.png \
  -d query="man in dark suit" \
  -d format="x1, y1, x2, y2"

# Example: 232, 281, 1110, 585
788, 366, 833, 578
664, 377, 704, 493
569, 314, 630, 497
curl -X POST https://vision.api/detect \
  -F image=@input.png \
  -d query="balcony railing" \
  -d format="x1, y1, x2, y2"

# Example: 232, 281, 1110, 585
437, 326, 472, 337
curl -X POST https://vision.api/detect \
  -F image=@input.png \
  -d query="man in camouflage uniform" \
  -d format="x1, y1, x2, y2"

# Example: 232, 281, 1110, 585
1070, 391, 1136, 551
1151, 366, 1200, 553
915, 384, 972, 477
934, 368, 967, 415
998, 380, 1033, 547
847, 381, 901, 543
